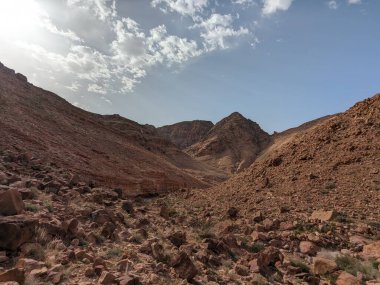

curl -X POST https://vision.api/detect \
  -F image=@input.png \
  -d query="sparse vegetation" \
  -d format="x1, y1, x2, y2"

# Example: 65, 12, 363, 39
290, 258, 310, 273
104, 247, 123, 259
335, 255, 380, 280
251, 241, 265, 253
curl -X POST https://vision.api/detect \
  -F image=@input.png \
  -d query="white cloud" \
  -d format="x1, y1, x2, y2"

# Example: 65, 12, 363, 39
262, 0, 294, 15
151, 0, 208, 17
41, 18, 82, 42
67, 0, 116, 21
88, 83, 107, 94
192, 14, 249, 50
232, 0, 256, 7
2, 0, 255, 96
348, 0, 361, 4
327, 0, 338, 9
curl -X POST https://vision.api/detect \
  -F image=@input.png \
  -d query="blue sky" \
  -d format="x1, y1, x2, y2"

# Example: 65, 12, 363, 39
0, 0, 379, 132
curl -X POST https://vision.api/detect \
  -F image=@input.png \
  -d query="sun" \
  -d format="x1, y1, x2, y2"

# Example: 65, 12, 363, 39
0, 0, 45, 38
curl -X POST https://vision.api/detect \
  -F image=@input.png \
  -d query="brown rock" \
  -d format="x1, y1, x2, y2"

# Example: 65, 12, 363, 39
257, 246, 283, 275
0, 189, 24, 216
227, 207, 239, 219
167, 231, 186, 247
116, 259, 132, 273
299, 241, 318, 255
0, 215, 37, 250
336, 271, 360, 285
121, 201, 134, 214
0, 268, 24, 285
98, 271, 116, 285
171, 251, 198, 280
117, 276, 140, 285
362, 241, 380, 259
101, 222, 116, 239
310, 210, 336, 221
235, 264, 250, 276
312, 257, 337, 275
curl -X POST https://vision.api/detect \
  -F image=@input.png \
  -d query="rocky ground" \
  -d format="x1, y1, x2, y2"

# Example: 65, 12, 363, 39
0, 148, 379, 285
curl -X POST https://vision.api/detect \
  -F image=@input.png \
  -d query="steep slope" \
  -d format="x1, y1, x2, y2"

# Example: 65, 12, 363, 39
157, 120, 214, 149
185, 93, 380, 221
0, 62, 225, 195
186, 112, 272, 174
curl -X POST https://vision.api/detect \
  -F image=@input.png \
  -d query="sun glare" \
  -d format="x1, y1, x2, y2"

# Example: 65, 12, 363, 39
0, 0, 45, 38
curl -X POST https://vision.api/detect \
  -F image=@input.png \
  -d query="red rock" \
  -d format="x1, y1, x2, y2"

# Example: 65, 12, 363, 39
0, 268, 24, 285
310, 210, 336, 221
336, 271, 360, 285
257, 246, 283, 275
362, 241, 380, 259
171, 251, 198, 280
0, 189, 24, 216
0, 215, 37, 250
312, 257, 337, 275
98, 271, 116, 285
299, 241, 318, 255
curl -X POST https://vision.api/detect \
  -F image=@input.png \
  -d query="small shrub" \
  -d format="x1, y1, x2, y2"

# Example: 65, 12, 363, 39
43, 200, 53, 212
251, 241, 265, 253
290, 259, 310, 273
335, 255, 380, 280
26, 204, 39, 213
104, 247, 123, 259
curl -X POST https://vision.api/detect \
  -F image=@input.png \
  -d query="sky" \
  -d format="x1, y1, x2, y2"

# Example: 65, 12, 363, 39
0, 0, 379, 133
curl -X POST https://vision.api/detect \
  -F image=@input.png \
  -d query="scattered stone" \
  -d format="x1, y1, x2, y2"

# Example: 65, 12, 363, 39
121, 201, 134, 214
0, 189, 25, 216
312, 257, 337, 275
171, 251, 198, 280
0, 216, 37, 250
310, 210, 336, 221
227, 207, 239, 219
98, 271, 116, 285
0, 268, 24, 285
336, 271, 360, 285
299, 241, 318, 255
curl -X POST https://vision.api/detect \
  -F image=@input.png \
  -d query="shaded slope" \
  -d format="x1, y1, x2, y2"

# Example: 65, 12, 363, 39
0, 62, 223, 195
157, 120, 214, 149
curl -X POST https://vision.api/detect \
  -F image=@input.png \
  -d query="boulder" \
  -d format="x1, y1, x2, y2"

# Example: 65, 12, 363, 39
257, 246, 283, 276
310, 210, 336, 222
168, 231, 186, 247
171, 251, 198, 280
0, 268, 24, 285
121, 201, 134, 214
0, 215, 37, 250
299, 241, 318, 255
362, 241, 380, 259
0, 189, 24, 216
336, 271, 360, 285
312, 257, 337, 275
98, 271, 116, 285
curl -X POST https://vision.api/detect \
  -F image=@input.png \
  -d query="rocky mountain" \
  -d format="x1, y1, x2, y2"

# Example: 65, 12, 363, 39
185, 93, 380, 222
186, 112, 272, 174
0, 62, 226, 195
157, 120, 214, 149
0, 94, 379, 285
0, 61, 379, 285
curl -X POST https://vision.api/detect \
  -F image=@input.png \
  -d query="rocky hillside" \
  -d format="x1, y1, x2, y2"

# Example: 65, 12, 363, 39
186, 112, 272, 174
185, 93, 380, 221
157, 120, 214, 149
0, 62, 226, 195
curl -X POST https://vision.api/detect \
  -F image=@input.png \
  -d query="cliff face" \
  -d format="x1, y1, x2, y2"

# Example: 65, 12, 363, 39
157, 120, 214, 149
